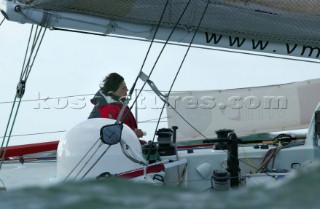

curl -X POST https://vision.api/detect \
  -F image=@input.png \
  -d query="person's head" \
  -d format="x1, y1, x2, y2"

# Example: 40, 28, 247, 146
101, 73, 128, 97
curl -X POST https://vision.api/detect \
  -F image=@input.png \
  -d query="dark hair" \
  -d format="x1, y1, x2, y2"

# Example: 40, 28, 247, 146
101, 73, 124, 95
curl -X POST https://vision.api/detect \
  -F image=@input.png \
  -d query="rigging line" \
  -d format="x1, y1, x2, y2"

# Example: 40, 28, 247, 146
145, 0, 210, 162
21, 25, 40, 79
152, 0, 211, 143
0, 95, 18, 159
138, 117, 168, 123
144, 0, 202, 161
80, 145, 112, 180
0, 18, 4, 27
120, 141, 146, 165
113, 0, 170, 126
0, 25, 46, 171
73, 141, 104, 181
73, 141, 105, 181
22, 26, 47, 80
134, 89, 176, 93
130, 0, 193, 106
136, 3, 274, 176
26, 27, 47, 80
155, 91, 207, 140
20, 25, 34, 80
0, 97, 23, 170
117, 0, 191, 127
241, 146, 255, 174
138, 120, 167, 124
23, 27, 38, 78
258, 145, 282, 173
120, 0, 193, 126
128, 0, 170, 96
164, 100, 274, 174
64, 138, 100, 181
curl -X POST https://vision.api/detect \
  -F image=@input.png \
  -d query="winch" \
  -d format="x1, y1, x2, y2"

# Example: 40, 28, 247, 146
156, 128, 176, 156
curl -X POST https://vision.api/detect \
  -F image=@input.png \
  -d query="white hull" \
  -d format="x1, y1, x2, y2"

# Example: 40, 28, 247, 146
1, 113, 319, 191
0, 140, 317, 191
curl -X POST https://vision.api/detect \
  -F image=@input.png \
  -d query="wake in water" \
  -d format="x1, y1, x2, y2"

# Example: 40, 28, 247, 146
0, 163, 320, 209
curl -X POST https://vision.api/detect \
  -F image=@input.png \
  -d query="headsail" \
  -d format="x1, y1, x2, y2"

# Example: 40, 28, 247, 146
1, 0, 320, 59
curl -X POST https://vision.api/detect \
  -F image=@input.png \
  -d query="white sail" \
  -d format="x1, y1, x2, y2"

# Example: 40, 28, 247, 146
166, 78, 320, 141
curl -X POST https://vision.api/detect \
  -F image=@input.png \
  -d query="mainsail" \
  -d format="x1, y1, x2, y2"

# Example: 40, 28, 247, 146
1, 0, 320, 59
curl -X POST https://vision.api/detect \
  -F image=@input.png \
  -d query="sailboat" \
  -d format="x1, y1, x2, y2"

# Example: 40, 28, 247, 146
0, 0, 320, 191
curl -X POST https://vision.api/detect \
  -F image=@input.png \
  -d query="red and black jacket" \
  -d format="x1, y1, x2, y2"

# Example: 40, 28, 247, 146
88, 91, 137, 131
99, 102, 137, 131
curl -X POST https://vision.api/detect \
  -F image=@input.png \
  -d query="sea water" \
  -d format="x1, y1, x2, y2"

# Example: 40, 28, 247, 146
0, 164, 320, 209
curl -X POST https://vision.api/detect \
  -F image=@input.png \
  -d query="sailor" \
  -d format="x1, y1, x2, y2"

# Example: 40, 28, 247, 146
88, 73, 144, 138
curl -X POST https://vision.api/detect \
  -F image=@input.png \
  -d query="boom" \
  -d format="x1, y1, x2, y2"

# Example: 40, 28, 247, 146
1, 0, 320, 60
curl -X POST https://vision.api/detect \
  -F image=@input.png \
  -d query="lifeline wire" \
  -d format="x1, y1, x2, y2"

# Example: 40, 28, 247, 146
0, 93, 94, 105
0, 130, 66, 139
0, 25, 46, 170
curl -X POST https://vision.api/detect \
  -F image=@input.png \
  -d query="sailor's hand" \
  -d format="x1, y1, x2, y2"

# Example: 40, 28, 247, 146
134, 129, 144, 138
